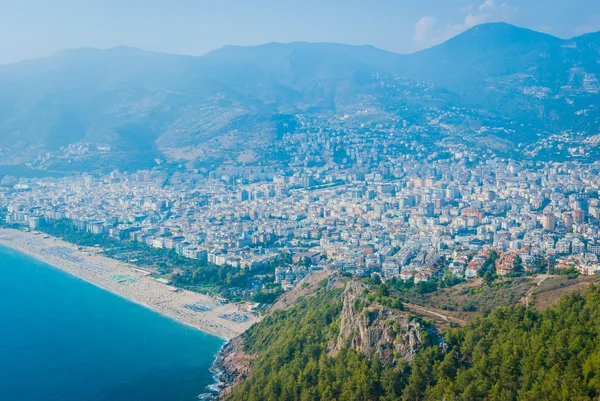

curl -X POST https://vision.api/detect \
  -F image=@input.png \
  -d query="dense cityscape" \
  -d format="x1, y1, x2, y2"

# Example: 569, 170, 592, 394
3, 128, 600, 305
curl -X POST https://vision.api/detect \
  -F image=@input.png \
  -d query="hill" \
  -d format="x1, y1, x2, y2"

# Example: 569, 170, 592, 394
401, 23, 600, 133
220, 280, 600, 401
0, 23, 599, 170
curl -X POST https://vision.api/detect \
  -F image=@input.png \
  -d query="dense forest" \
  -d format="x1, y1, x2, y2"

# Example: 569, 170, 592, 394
226, 283, 600, 401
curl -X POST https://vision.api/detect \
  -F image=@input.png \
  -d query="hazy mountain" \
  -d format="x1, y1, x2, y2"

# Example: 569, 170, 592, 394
0, 23, 598, 168
401, 23, 600, 128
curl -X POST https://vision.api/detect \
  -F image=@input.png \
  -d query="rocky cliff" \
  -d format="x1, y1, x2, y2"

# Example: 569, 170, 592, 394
214, 278, 443, 399
332, 280, 440, 366
212, 337, 254, 400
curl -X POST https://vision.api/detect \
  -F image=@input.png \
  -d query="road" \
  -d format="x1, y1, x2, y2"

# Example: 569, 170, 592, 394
403, 302, 468, 326
523, 275, 552, 308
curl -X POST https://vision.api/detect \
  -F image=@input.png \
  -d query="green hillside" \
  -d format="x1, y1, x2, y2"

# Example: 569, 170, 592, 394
226, 283, 600, 401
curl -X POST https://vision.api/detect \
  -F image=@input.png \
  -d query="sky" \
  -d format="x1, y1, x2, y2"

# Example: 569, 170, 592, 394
0, 0, 599, 64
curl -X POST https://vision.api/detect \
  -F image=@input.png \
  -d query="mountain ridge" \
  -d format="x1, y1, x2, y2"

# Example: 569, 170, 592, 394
0, 22, 599, 170
25, 22, 600, 61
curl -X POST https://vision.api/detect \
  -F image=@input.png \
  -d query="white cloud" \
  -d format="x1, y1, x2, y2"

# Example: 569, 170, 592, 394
574, 15, 600, 36
479, 0, 495, 11
465, 14, 491, 28
414, 16, 440, 44
413, 0, 517, 49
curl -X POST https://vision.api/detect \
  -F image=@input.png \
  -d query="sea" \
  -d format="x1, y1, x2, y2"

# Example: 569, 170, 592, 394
0, 245, 225, 401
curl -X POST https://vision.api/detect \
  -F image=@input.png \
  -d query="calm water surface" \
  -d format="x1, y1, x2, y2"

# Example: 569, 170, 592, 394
0, 245, 224, 401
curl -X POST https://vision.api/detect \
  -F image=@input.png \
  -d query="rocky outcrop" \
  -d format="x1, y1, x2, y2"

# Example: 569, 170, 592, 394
332, 280, 441, 366
214, 279, 443, 399
212, 337, 255, 400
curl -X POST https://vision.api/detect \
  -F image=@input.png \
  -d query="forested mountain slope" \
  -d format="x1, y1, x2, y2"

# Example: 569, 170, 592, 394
222, 281, 600, 401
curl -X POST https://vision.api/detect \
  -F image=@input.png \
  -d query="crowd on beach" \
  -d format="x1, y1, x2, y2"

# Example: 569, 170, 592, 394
0, 228, 255, 339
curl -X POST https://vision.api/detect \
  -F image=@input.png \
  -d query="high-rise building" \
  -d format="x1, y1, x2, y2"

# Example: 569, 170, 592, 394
445, 187, 460, 199
484, 190, 496, 201
570, 197, 588, 212
237, 189, 249, 202
463, 208, 484, 224
562, 212, 574, 231
28, 216, 42, 230
301, 175, 314, 188
424, 202, 435, 217
573, 209, 586, 224
401, 195, 416, 208
542, 213, 555, 231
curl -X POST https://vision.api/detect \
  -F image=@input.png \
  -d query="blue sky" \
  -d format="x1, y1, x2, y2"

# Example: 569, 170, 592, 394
0, 0, 598, 64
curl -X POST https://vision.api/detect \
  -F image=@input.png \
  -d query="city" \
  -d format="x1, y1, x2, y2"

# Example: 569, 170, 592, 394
3, 134, 600, 305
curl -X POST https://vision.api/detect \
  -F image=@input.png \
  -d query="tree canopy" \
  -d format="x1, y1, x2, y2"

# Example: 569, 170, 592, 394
227, 284, 600, 401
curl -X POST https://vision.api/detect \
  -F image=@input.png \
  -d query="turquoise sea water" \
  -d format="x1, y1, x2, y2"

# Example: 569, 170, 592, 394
0, 245, 225, 401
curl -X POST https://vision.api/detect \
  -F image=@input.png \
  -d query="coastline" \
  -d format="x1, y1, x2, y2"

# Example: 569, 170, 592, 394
209, 336, 253, 400
0, 227, 256, 340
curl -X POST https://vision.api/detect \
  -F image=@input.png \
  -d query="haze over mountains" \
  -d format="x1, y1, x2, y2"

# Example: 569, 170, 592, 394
0, 22, 599, 169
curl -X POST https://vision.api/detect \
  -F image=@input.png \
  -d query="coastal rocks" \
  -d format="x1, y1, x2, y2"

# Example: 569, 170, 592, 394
212, 337, 254, 400
332, 280, 440, 366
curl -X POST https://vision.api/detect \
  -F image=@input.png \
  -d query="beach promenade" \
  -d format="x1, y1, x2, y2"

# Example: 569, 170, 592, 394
0, 228, 256, 339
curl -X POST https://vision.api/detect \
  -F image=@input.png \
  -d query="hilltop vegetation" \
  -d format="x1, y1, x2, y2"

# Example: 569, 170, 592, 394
224, 282, 600, 401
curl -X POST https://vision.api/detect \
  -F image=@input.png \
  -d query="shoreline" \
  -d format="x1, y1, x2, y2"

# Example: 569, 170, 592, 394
0, 227, 256, 340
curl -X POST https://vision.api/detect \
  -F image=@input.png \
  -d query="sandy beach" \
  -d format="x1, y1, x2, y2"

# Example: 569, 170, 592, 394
0, 228, 257, 339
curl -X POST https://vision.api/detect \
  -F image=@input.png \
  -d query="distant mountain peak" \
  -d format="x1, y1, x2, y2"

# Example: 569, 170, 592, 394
205, 41, 393, 59
448, 22, 561, 46
411, 22, 563, 59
